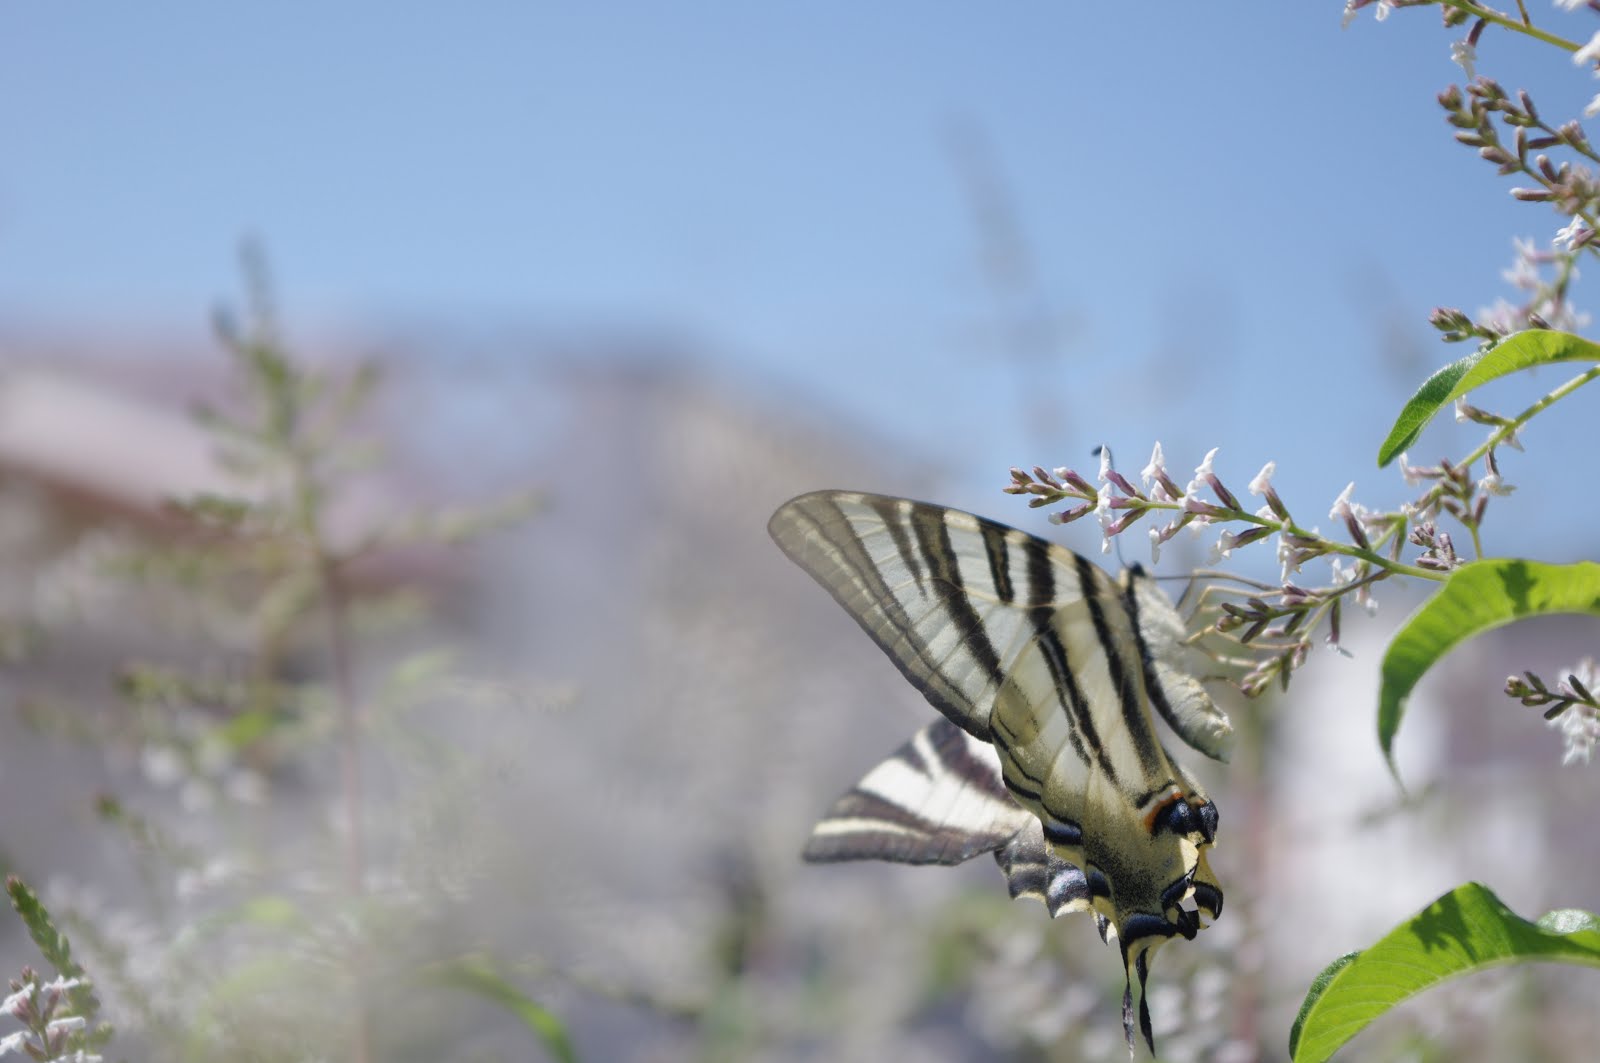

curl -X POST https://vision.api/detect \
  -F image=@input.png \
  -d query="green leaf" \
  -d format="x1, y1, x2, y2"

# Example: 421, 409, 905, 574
1290, 883, 1600, 1062
7, 873, 86, 978
1378, 559, 1600, 772
214, 704, 287, 749
426, 955, 577, 1063
6, 875, 104, 1028
1376, 329, 1600, 466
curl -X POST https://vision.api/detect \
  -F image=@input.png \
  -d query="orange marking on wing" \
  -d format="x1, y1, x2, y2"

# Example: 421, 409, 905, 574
1143, 790, 1188, 833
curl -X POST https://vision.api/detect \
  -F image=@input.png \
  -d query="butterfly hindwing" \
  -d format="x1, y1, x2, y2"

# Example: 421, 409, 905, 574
802, 717, 1032, 866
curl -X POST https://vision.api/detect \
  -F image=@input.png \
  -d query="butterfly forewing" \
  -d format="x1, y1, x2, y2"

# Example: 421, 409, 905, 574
769, 491, 1052, 742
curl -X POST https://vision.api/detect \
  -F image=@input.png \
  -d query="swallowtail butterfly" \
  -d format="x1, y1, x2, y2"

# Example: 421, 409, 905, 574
769, 490, 1231, 1054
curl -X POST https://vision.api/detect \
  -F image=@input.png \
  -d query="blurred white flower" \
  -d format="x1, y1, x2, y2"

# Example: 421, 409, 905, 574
140, 745, 185, 788
1575, 29, 1600, 66
1141, 441, 1166, 489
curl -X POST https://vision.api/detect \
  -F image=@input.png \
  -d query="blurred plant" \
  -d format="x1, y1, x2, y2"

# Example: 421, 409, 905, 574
1006, 6, 1600, 1058
4, 248, 570, 1062
1508, 655, 1600, 763
3, 876, 111, 1061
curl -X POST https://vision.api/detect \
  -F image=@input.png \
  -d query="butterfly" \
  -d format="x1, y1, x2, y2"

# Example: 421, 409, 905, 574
770, 490, 1231, 1053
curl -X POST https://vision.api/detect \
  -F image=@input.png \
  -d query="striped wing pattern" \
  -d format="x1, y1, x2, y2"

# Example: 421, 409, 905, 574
770, 490, 1229, 1054
804, 717, 1097, 920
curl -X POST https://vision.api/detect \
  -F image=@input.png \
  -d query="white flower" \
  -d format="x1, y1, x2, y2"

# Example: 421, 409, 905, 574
41, 978, 81, 995
1476, 297, 1523, 335
1330, 557, 1356, 586
1277, 535, 1297, 583
1539, 295, 1592, 332
1502, 253, 1539, 291
0, 1031, 30, 1057
1579, 30, 1600, 67
1329, 482, 1356, 520
1548, 659, 1600, 766
1587, 92, 1600, 119
1556, 215, 1588, 250
1097, 445, 1113, 485
1183, 447, 1221, 507
1248, 461, 1276, 496
2, 985, 29, 1016
1478, 472, 1515, 496
1341, 0, 1393, 28
1451, 39, 1477, 80
1140, 441, 1166, 489
1149, 526, 1163, 564
1557, 0, 1587, 12
1397, 452, 1424, 487
1454, 398, 1471, 423
1555, 699, 1600, 765
46, 1016, 86, 1035
1211, 529, 1250, 562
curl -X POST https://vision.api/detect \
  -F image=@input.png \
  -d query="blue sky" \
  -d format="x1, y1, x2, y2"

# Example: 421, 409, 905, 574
4, 3, 1599, 564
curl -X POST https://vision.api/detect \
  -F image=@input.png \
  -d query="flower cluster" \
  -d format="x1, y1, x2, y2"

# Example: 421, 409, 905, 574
1507, 658, 1600, 765
1, 970, 100, 1062
1010, 446, 1392, 697
1005, 445, 1283, 564
1006, 412, 1533, 699
1434, 76, 1596, 336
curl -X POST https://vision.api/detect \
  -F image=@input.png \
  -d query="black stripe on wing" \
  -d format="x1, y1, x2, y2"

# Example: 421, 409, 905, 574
1073, 554, 1162, 781
803, 719, 1032, 866
771, 493, 995, 741
1024, 604, 1116, 781
910, 505, 1005, 687
993, 822, 1094, 920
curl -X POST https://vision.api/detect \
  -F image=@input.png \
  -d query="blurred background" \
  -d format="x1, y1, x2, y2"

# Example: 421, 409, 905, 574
4, 5, 1600, 1061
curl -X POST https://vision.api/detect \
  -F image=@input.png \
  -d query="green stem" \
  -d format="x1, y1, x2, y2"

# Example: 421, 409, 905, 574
1405, 363, 1600, 555
1452, 363, 1600, 473
1283, 528, 1440, 581
1140, 500, 1445, 582
1436, 0, 1581, 51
